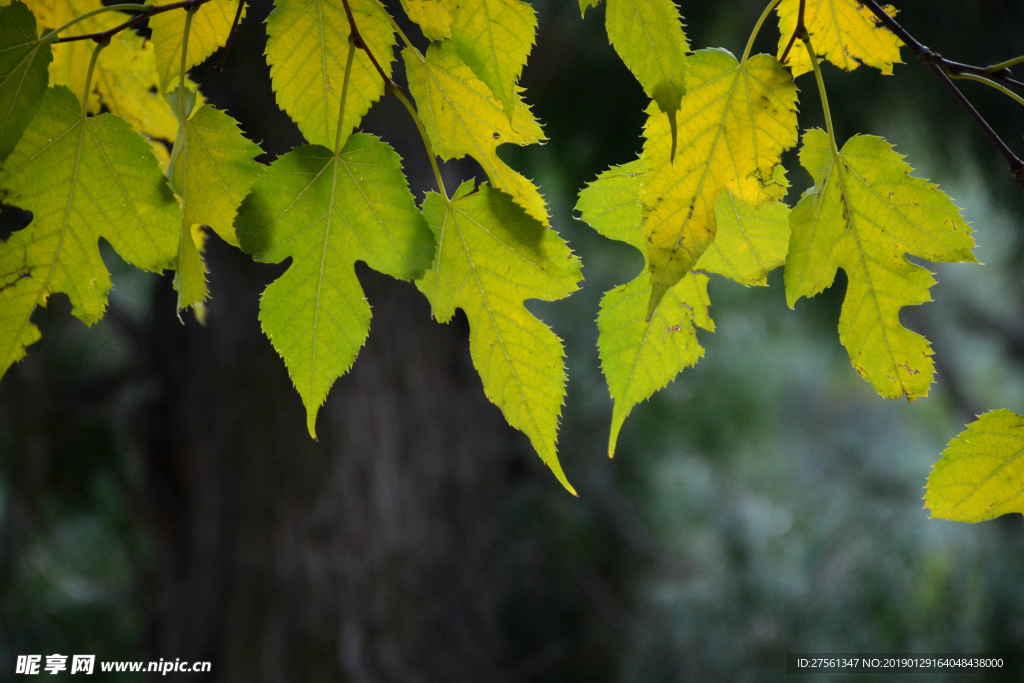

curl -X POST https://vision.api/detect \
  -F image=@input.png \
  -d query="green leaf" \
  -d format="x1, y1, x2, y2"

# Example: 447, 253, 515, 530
235, 134, 433, 437
579, 0, 601, 17
148, 0, 245, 92
0, 85, 179, 379
785, 130, 977, 400
579, 160, 789, 456
451, 0, 536, 120
404, 41, 548, 225
604, 0, 688, 156
417, 181, 581, 493
266, 0, 394, 149
926, 410, 1024, 523
399, 0, 456, 41
776, 0, 903, 78
641, 49, 797, 320
167, 90, 263, 312
0, 1, 51, 158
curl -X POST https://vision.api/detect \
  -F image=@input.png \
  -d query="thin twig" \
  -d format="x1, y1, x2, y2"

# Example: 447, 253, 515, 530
778, 0, 806, 65
854, 0, 1024, 194
214, 0, 246, 71
339, 0, 394, 88
53, 0, 215, 44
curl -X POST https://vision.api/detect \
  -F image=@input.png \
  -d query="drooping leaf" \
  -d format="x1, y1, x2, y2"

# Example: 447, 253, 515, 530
404, 41, 548, 225
579, 160, 789, 456
0, 85, 179, 379
451, 0, 536, 120
0, 1, 51, 158
578, 0, 600, 17
167, 88, 263, 312
604, 0, 688, 156
785, 130, 977, 400
399, 0, 456, 41
266, 0, 394, 149
926, 410, 1024, 523
235, 134, 433, 437
776, 0, 902, 78
148, 0, 244, 92
417, 180, 581, 493
641, 49, 798, 319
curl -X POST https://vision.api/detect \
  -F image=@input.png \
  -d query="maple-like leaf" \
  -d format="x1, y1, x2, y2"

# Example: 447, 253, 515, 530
167, 88, 263, 312
450, 0, 536, 120
235, 134, 434, 437
404, 41, 548, 225
579, 160, 789, 456
417, 180, 581, 493
641, 49, 798, 320
266, 0, 394, 149
0, 85, 179, 379
0, 1, 51, 158
604, 0, 689, 156
926, 410, 1024, 523
148, 0, 243, 92
400, 0, 456, 40
776, 0, 902, 78
785, 130, 977, 400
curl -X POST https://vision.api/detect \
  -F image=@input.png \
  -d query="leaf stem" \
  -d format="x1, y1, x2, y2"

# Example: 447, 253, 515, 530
334, 34, 358, 154
950, 73, 1024, 110
178, 5, 197, 123
371, 0, 421, 58
81, 38, 109, 118
742, 0, 783, 64
388, 82, 447, 199
802, 34, 838, 157
987, 55, 1024, 75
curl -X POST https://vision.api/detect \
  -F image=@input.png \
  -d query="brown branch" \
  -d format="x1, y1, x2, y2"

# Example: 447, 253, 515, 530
855, 0, 1024, 195
778, 0, 806, 66
214, 0, 246, 71
339, 0, 395, 89
53, 0, 216, 44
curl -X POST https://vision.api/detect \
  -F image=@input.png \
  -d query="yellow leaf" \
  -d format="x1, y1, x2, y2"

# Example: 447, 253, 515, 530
399, 0, 456, 40
148, 0, 243, 92
266, 0, 394, 149
404, 41, 549, 225
926, 410, 1024, 523
785, 130, 977, 400
776, 0, 902, 78
641, 49, 798, 319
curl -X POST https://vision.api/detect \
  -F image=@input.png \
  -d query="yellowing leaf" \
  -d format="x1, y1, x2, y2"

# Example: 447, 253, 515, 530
579, 0, 600, 17
926, 410, 1024, 523
776, 0, 902, 78
451, 0, 536, 120
0, 86, 179, 379
266, 0, 394, 149
785, 130, 977, 400
579, 160, 789, 456
167, 90, 263, 311
641, 49, 797, 319
0, 1, 51, 158
148, 0, 243, 91
604, 0, 688, 155
417, 181, 581, 493
235, 135, 434, 437
399, 0, 455, 40
404, 41, 548, 225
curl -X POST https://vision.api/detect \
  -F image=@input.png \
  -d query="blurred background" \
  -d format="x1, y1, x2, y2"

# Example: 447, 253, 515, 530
2, 0, 1024, 680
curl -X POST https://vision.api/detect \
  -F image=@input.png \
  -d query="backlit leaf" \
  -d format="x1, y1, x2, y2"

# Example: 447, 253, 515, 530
0, 1, 51, 158
404, 41, 548, 224
266, 0, 394, 149
0, 85, 179, 379
417, 180, 581, 493
579, 160, 789, 456
785, 130, 977, 400
235, 134, 433, 437
148, 0, 244, 92
451, 0, 536, 120
926, 410, 1024, 523
641, 49, 797, 319
776, 0, 902, 78
399, 0, 456, 41
167, 89, 263, 312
